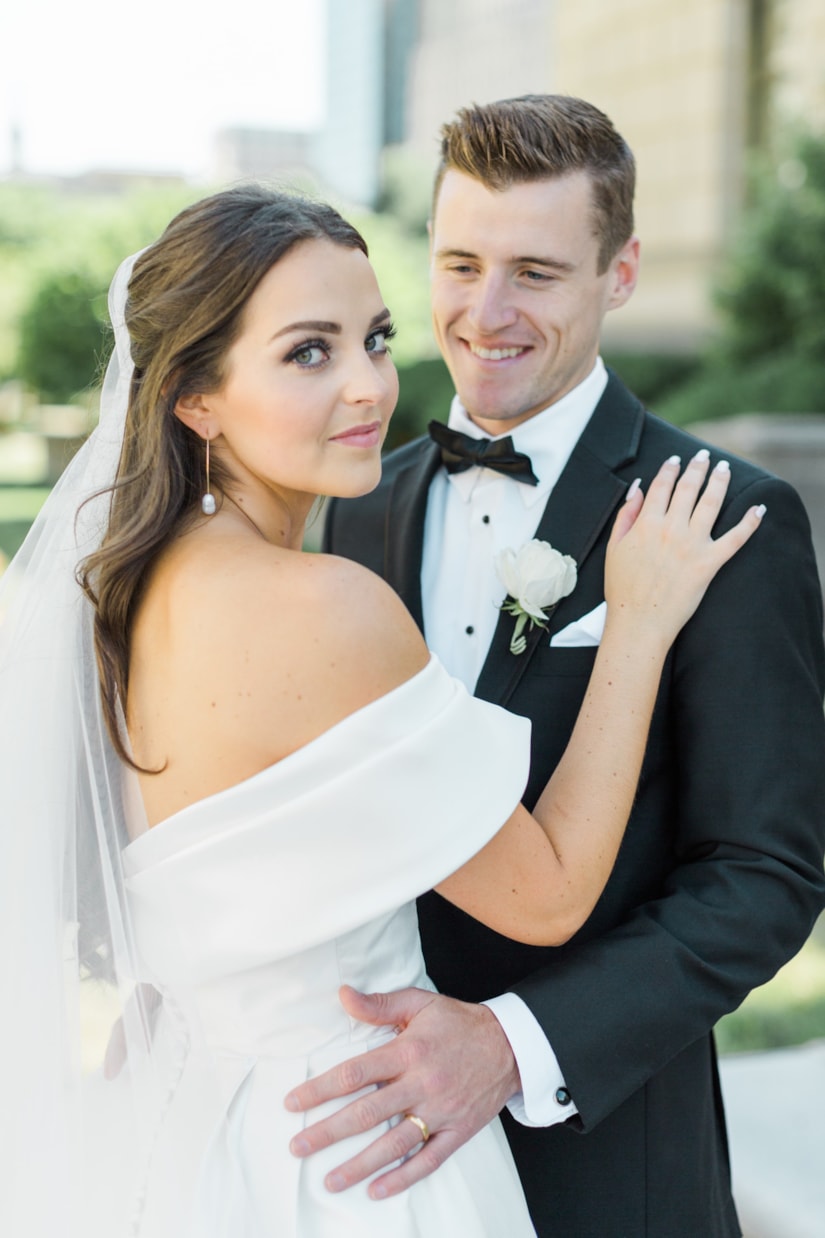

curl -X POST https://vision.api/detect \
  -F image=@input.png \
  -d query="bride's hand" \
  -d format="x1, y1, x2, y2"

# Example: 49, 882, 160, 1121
605, 449, 765, 650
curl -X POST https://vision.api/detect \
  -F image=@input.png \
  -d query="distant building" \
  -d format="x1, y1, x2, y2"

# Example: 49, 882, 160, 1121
312, 0, 386, 207
10, 121, 23, 175
212, 127, 315, 186
405, 0, 553, 156
382, 0, 420, 147
1, 164, 189, 194
63, 169, 189, 195
210, 34, 429, 205
312, 0, 420, 208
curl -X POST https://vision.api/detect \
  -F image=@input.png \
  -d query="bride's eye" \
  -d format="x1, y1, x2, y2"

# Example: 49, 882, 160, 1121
287, 340, 329, 368
366, 321, 397, 355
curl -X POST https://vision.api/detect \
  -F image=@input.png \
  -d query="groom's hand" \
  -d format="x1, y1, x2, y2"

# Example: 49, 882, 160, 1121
284, 985, 520, 1199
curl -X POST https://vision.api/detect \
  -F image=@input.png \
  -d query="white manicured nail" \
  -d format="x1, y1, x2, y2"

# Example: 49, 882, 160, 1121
714, 460, 730, 473
625, 478, 641, 501
666, 455, 681, 466
693, 449, 710, 463
754, 504, 766, 519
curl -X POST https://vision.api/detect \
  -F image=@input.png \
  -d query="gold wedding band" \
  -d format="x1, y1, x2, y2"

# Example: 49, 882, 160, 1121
404, 1113, 430, 1143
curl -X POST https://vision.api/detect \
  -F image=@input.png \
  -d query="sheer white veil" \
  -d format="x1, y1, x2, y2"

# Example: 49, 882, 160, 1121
0, 253, 187, 1236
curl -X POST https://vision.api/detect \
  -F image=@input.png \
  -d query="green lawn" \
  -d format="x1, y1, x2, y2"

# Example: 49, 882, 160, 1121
0, 487, 50, 561
716, 924, 825, 1054
0, 486, 50, 520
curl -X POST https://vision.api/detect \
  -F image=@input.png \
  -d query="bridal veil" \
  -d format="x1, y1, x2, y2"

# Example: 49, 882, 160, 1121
0, 254, 190, 1235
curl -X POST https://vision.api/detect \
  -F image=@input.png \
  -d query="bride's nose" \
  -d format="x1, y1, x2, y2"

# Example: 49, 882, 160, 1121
342, 353, 395, 406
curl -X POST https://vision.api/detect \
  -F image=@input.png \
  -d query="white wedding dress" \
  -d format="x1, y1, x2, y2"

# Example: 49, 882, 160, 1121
116, 657, 537, 1236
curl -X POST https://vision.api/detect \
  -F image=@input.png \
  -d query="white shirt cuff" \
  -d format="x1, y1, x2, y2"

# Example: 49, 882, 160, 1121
483, 992, 579, 1128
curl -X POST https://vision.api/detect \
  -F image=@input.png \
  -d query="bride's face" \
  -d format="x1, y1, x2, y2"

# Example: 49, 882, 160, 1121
205, 237, 398, 503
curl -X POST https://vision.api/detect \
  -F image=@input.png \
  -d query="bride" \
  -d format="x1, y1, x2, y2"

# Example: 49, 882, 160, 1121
0, 185, 762, 1237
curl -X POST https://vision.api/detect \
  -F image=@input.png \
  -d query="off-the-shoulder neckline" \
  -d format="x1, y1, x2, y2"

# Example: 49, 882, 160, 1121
123, 655, 443, 853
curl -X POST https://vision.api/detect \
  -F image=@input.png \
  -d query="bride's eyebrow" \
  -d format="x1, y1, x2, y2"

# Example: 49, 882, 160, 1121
272, 320, 341, 339
272, 310, 391, 342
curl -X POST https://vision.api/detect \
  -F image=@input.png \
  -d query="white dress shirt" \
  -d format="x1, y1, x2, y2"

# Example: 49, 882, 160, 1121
420, 358, 608, 1127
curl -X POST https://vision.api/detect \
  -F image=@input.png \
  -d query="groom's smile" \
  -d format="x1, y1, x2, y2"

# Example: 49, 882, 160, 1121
466, 342, 530, 361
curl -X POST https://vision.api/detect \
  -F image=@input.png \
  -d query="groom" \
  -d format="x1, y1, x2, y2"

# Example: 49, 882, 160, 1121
289, 95, 825, 1235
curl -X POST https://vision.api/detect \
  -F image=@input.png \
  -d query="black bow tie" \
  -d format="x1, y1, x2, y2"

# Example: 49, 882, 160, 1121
428, 421, 539, 486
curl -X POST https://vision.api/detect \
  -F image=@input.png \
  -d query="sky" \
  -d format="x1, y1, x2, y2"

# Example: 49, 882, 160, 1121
0, 0, 326, 179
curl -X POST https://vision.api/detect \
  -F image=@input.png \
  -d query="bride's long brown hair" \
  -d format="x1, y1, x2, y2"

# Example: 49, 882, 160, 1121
78, 186, 368, 766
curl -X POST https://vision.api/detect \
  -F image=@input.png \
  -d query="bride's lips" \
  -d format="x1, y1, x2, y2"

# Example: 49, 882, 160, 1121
330, 421, 382, 448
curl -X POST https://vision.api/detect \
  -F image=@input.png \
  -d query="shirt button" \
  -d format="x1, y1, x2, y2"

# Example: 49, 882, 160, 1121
465, 625, 475, 635
482, 514, 490, 524
555, 1087, 572, 1107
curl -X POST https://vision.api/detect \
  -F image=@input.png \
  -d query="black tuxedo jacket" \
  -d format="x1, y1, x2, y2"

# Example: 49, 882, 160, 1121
323, 372, 825, 1237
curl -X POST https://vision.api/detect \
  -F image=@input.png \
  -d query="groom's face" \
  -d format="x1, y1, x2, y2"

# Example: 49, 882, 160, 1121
429, 170, 638, 437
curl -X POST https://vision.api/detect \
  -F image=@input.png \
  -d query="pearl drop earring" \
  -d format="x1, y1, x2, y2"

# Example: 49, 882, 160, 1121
202, 436, 216, 515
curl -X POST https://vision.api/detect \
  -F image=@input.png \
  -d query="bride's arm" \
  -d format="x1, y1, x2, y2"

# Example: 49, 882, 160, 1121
435, 452, 765, 945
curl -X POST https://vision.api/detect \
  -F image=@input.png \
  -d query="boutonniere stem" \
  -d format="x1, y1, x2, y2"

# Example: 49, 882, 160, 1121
495, 540, 578, 655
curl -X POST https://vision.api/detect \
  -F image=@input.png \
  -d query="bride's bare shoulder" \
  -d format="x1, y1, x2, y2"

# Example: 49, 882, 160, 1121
128, 530, 432, 816
273, 549, 430, 694
146, 532, 429, 715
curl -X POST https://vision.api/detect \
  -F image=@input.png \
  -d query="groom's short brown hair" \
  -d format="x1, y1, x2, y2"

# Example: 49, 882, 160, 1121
432, 95, 636, 274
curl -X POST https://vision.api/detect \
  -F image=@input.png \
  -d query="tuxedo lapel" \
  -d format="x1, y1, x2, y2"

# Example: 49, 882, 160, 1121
474, 374, 646, 707
383, 440, 442, 631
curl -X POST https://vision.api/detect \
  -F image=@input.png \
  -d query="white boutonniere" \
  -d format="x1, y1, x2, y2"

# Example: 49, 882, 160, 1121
495, 540, 578, 655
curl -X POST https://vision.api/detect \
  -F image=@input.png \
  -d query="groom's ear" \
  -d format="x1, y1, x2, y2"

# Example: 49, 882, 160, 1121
605, 236, 640, 311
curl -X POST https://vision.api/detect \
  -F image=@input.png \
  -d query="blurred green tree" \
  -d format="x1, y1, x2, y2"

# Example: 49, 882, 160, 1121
0, 181, 197, 381
388, 357, 455, 450
658, 128, 825, 425
714, 131, 825, 366
378, 147, 433, 237
17, 271, 110, 403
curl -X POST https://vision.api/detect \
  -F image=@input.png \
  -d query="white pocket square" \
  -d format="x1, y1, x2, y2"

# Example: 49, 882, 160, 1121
549, 601, 607, 648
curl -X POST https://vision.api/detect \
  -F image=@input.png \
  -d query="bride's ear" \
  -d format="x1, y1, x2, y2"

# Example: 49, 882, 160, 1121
174, 392, 219, 442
